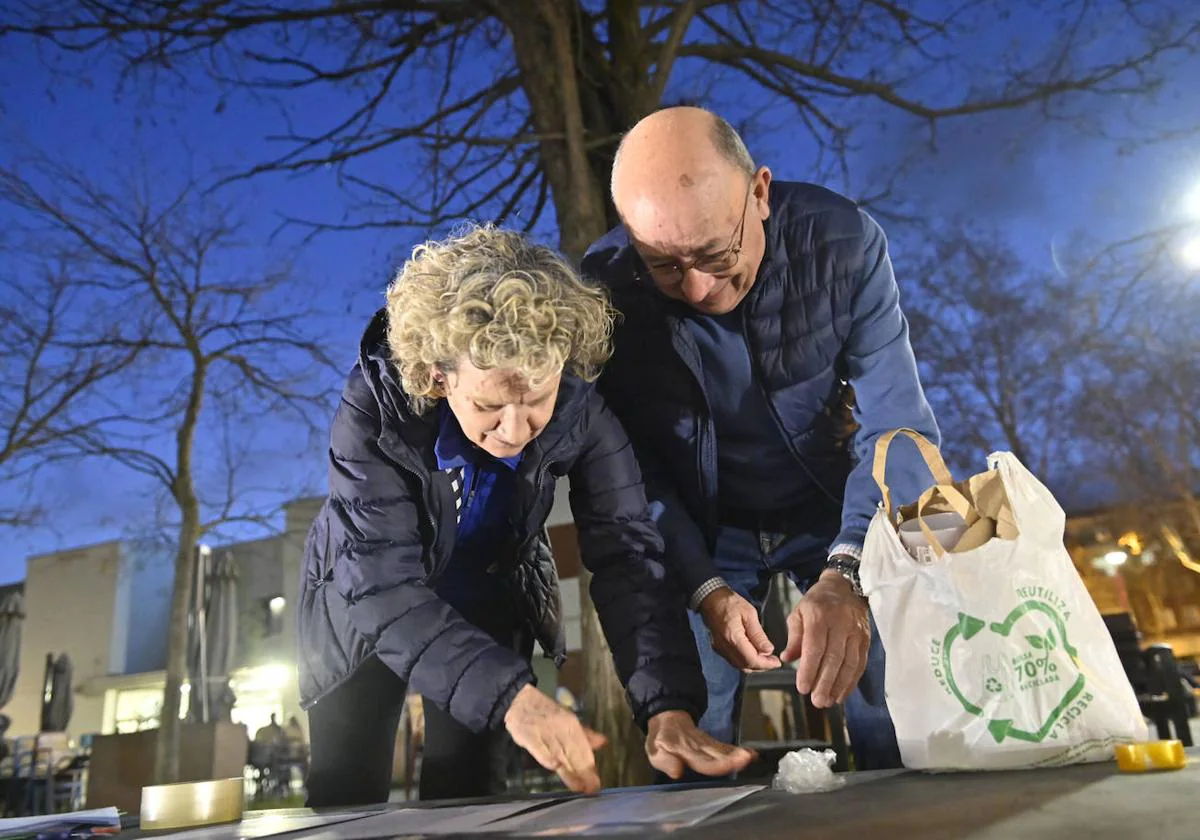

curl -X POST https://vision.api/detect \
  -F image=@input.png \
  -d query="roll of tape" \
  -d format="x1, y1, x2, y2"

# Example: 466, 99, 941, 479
1114, 741, 1186, 773
140, 777, 244, 830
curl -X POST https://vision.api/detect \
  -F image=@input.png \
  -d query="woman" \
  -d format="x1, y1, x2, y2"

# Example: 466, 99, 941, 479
299, 225, 753, 805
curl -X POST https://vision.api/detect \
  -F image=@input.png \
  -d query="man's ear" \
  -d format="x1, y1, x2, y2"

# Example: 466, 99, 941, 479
754, 166, 773, 219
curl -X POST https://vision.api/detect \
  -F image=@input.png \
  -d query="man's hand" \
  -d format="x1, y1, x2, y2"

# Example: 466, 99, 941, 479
698, 588, 782, 672
504, 684, 606, 794
645, 711, 757, 780
780, 570, 871, 708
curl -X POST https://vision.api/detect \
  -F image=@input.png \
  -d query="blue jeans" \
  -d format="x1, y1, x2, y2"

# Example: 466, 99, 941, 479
689, 525, 902, 771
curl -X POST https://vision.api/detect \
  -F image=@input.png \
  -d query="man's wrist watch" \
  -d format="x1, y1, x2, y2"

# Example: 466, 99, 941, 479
824, 553, 864, 598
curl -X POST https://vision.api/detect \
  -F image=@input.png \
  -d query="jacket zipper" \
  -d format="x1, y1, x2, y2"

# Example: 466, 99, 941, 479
512, 442, 564, 564
739, 307, 842, 505
509, 392, 589, 566
376, 432, 443, 579
667, 316, 719, 533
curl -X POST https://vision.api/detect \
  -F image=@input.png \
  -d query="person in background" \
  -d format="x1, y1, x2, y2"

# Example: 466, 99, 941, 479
583, 106, 941, 770
283, 716, 305, 746
253, 714, 284, 748
298, 224, 755, 806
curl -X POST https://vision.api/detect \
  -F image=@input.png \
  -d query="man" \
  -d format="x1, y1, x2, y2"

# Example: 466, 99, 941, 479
583, 107, 940, 770
254, 713, 285, 748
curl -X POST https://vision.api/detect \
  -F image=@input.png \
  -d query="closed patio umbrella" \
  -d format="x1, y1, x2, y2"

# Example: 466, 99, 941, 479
39, 653, 73, 732
204, 552, 239, 722
188, 550, 239, 723
0, 592, 24, 709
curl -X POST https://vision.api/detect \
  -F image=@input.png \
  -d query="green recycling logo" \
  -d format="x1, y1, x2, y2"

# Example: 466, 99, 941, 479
938, 599, 1087, 744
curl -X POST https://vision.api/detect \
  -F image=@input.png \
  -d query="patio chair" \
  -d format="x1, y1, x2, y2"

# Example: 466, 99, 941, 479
1104, 612, 1194, 746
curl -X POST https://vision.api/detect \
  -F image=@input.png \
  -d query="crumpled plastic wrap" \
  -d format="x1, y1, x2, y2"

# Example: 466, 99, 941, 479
771, 748, 846, 794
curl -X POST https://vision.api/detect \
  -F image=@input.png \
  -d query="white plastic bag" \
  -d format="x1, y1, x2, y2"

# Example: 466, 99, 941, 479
860, 429, 1148, 771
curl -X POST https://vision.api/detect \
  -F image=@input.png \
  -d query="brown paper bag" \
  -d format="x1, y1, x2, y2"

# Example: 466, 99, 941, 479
913, 482, 996, 553
874, 429, 1018, 558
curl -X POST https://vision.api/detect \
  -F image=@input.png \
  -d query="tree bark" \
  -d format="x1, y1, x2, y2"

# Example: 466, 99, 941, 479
578, 569, 654, 787
502, 1, 611, 262
153, 512, 200, 784
153, 364, 206, 784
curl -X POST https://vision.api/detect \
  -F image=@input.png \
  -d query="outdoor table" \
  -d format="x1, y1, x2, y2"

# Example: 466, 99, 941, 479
676, 747, 1200, 840
125, 747, 1197, 840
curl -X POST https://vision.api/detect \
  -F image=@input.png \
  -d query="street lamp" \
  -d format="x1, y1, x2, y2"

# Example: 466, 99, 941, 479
1179, 235, 1200, 271
1184, 182, 1200, 220
1102, 550, 1128, 568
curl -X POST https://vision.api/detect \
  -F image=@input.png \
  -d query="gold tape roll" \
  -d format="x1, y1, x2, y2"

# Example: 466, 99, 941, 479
140, 777, 245, 831
1114, 741, 1186, 773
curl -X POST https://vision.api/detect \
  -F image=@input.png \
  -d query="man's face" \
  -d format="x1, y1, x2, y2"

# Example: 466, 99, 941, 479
623, 167, 772, 315
440, 357, 561, 459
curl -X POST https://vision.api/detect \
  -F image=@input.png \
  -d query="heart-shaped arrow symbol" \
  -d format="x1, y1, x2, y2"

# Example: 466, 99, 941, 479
940, 600, 1086, 744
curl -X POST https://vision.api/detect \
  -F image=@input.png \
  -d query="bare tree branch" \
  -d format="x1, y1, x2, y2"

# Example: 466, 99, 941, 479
0, 152, 339, 785
905, 219, 1199, 513
0, 260, 142, 526
6, 1, 1195, 242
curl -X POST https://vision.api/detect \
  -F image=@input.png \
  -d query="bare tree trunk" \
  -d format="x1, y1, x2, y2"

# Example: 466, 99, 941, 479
154, 518, 199, 783
578, 570, 653, 787
504, 1, 610, 261
1181, 495, 1200, 546
499, 0, 705, 789
154, 367, 205, 784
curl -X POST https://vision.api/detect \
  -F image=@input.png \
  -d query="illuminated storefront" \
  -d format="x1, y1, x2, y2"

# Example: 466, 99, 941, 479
93, 663, 300, 739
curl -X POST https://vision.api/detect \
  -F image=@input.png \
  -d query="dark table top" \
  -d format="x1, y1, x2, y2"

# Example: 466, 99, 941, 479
130, 749, 1199, 840
676, 750, 1199, 840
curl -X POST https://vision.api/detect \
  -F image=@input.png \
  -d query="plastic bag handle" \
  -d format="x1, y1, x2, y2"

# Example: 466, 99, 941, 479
872, 428, 955, 521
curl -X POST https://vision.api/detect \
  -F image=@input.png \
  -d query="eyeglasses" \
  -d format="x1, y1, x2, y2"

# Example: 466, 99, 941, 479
640, 182, 753, 286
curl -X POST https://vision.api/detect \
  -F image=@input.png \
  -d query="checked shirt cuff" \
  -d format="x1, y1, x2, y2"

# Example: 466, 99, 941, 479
827, 543, 863, 564
688, 576, 729, 611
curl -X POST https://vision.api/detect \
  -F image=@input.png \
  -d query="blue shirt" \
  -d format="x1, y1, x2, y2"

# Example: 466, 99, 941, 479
431, 406, 522, 612
681, 209, 901, 521
684, 310, 815, 511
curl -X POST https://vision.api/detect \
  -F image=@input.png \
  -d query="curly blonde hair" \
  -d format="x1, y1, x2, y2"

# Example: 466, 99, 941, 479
385, 224, 616, 413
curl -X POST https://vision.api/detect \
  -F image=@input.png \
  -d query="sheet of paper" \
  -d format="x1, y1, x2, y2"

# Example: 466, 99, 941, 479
162, 808, 384, 840
291, 800, 557, 839
482, 784, 764, 835
0, 806, 121, 837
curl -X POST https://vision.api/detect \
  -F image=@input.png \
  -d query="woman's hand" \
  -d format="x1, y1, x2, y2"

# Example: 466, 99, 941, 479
645, 710, 757, 779
504, 684, 607, 794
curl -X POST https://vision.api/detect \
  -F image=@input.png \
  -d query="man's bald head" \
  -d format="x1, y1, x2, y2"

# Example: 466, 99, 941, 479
611, 107, 755, 205
609, 107, 772, 315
